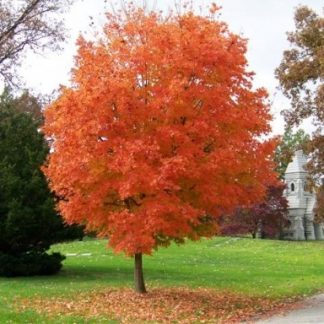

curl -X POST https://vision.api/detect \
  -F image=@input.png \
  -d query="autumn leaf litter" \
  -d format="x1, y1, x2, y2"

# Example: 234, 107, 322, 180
17, 287, 299, 323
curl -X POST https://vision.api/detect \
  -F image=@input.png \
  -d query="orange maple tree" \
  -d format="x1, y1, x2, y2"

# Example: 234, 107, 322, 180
43, 5, 277, 293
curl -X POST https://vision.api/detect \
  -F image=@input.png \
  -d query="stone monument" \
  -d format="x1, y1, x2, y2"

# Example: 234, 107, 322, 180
284, 150, 324, 240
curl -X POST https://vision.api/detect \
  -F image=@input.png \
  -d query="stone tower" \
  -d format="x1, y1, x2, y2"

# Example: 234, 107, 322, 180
284, 150, 323, 240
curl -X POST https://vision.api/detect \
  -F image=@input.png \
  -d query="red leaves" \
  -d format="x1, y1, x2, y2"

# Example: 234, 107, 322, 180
220, 183, 289, 238
43, 6, 277, 256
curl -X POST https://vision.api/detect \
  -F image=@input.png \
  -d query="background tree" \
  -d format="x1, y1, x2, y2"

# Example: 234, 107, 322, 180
0, 0, 71, 85
11, 89, 44, 121
0, 89, 83, 277
43, 5, 277, 293
220, 184, 289, 239
276, 5, 323, 218
274, 127, 310, 179
315, 184, 324, 222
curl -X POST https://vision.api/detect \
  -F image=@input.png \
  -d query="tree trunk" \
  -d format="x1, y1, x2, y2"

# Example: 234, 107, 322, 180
252, 232, 256, 239
134, 253, 146, 293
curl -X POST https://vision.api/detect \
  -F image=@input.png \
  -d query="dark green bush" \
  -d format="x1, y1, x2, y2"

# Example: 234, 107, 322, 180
0, 90, 83, 277
0, 252, 65, 277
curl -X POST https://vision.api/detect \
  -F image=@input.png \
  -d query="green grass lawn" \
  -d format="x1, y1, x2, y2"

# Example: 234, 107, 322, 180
1, 237, 324, 322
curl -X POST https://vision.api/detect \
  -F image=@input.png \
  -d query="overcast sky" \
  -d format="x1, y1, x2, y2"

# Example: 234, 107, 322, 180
20, 0, 323, 135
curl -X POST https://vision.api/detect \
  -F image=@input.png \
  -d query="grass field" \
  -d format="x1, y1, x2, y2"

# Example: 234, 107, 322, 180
1, 237, 324, 323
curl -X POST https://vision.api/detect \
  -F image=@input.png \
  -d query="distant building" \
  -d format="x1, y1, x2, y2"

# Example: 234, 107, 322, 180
284, 150, 324, 240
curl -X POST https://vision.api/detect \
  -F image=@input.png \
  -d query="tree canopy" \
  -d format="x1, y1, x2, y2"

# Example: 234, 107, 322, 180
43, 5, 277, 292
220, 184, 288, 239
0, 0, 71, 85
275, 128, 310, 179
276, 5, 323, 182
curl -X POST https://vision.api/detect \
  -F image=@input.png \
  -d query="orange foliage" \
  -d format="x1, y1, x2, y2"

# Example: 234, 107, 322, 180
43, 6, 277, 256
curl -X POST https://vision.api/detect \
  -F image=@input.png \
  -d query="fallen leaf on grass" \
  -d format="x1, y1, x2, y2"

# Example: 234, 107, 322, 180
16, 287, 299, 323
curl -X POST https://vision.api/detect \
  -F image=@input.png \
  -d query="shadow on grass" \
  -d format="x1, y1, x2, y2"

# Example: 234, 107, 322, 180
0, 263, 208, 291
58, 264, 195, 285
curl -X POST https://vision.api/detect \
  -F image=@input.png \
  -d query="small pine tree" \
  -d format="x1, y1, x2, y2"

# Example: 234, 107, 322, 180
0, 89, 83, 277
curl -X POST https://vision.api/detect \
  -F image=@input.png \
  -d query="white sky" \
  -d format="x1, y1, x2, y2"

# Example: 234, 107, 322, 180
20, 0, 323, 135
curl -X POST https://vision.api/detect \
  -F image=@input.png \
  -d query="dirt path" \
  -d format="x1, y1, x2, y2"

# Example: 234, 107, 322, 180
255, 294, 324, 323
